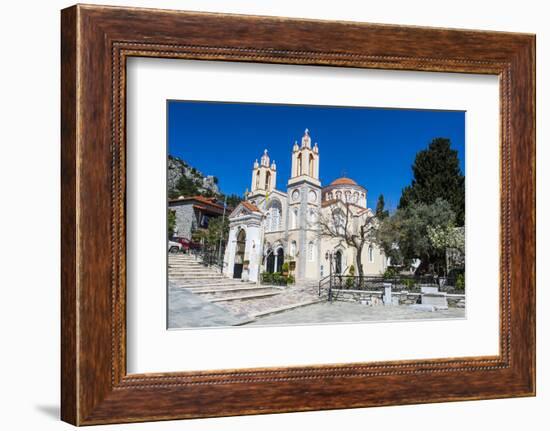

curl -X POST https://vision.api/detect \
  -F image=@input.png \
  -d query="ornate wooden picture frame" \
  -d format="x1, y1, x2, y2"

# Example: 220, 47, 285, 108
61, 4, 535, 425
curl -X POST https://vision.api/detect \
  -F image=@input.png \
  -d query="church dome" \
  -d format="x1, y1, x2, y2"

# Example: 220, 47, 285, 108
330, 177, 358, 186
323, 176, 367, 208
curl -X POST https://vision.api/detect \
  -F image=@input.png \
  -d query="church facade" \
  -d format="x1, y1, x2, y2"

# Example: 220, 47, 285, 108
223, 129, 388, 283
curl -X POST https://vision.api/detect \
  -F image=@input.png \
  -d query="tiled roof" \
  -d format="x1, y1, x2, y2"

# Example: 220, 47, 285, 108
169, 195, 224, 210
330, 177, 357, 186
241, 201, 261, 212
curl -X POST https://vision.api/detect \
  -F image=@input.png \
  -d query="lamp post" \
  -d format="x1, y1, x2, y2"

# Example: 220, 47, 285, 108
217, 195, 227, 274
325, 251, 334, 302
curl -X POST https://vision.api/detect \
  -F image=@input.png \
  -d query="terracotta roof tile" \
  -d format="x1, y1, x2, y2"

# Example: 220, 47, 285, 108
169, 195, 225, 210
241, 201, 261, 212
330, 177, 358, 186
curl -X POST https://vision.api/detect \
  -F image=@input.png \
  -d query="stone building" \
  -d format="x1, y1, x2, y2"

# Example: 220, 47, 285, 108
223, 129, 387, 283
169, 195, 226, 240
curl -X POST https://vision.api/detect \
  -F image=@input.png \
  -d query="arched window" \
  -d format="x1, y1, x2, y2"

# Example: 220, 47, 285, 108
255, 170, 260, 190
297, 153, 302, 176
265, 211, 272, 231
345, 191, 351, 202
309, 154, 314, 176
333, 209, 346, 234
353, 192, 358, 202
265, 171, 271, 190
336, 190, 342, 200
368, 245, 374, 263
290, 241, 297, 257
266, 199, 282, 232
271, 208, 280, 231
308, 207, 317, 224
308, 241, 315, 261
292, 208, 298, 229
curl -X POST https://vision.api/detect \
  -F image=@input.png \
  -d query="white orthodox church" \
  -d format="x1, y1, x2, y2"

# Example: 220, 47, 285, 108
223, 129, 388, 283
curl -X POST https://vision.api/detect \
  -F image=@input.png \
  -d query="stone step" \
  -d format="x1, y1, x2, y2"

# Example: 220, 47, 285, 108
184, 282, 257, 289
169, 270, 222, 275
208, 292, 281, 303
251, 299, 323, 318
169, 275, 227, 280
179, 283, 256, 289
168, 264, 220, 269
168, 256, 208, 261
169, 270, 223, 274
168, 257, 207, 261
190, 286, 276, 294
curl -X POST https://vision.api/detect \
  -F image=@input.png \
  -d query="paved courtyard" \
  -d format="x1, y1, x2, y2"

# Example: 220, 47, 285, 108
249, 301, 465, 326
169, 284, 465, 329
168, 253, 465, 329
168, 287, 255, 328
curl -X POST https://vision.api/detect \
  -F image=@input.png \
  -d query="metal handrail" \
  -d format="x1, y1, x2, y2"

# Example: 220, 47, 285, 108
191, 247, 227, 273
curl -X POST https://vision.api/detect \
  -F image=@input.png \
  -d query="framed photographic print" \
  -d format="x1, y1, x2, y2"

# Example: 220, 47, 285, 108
61, 4, 535, 425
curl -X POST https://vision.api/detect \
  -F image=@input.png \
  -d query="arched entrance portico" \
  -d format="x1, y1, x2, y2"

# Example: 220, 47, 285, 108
233, 229, 246, 278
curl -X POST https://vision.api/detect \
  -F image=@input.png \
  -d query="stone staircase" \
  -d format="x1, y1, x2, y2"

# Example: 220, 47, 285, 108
169, 253, 282, 303
168, 253, 322, 323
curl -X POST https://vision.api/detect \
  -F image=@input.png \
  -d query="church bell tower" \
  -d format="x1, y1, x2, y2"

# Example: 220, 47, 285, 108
248, 149, 277, 199
287, 129, 321, 281
289, 128, 320, 186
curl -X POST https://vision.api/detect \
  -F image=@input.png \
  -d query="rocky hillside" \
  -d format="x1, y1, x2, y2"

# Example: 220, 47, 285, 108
168, 155, 220, 199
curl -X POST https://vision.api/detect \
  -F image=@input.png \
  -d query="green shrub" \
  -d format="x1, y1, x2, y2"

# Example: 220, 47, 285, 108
383, 267, 399, 279
261, 272, 272, 284
345, 276, 354, 289
455, 274, 465, 291
281, 262, 289, 273
404, 278, 416, 289
262, 272, 297, 286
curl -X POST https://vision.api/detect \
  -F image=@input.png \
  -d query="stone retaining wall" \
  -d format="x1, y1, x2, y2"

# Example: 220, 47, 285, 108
447, 294, 466, 308
333, 290, 383, 306
392, 291, 421, 306
332, 289, 466, 308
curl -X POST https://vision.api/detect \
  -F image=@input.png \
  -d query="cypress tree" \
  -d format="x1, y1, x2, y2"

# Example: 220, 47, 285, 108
398, 138, 465, 226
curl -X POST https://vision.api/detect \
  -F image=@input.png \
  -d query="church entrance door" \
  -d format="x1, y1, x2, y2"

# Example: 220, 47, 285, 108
266, 251, 275, 273
275, 248, 284, 273
233, 229, 246, 279
335, 250, 342, 274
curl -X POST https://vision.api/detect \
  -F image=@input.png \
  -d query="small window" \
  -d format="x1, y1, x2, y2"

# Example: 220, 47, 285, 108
368, 245, 374, 263
308, 241, 315, 261
292, 208, 299, 229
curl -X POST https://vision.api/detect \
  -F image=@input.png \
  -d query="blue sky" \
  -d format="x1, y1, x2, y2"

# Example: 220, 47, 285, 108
168, 100, 465, 212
